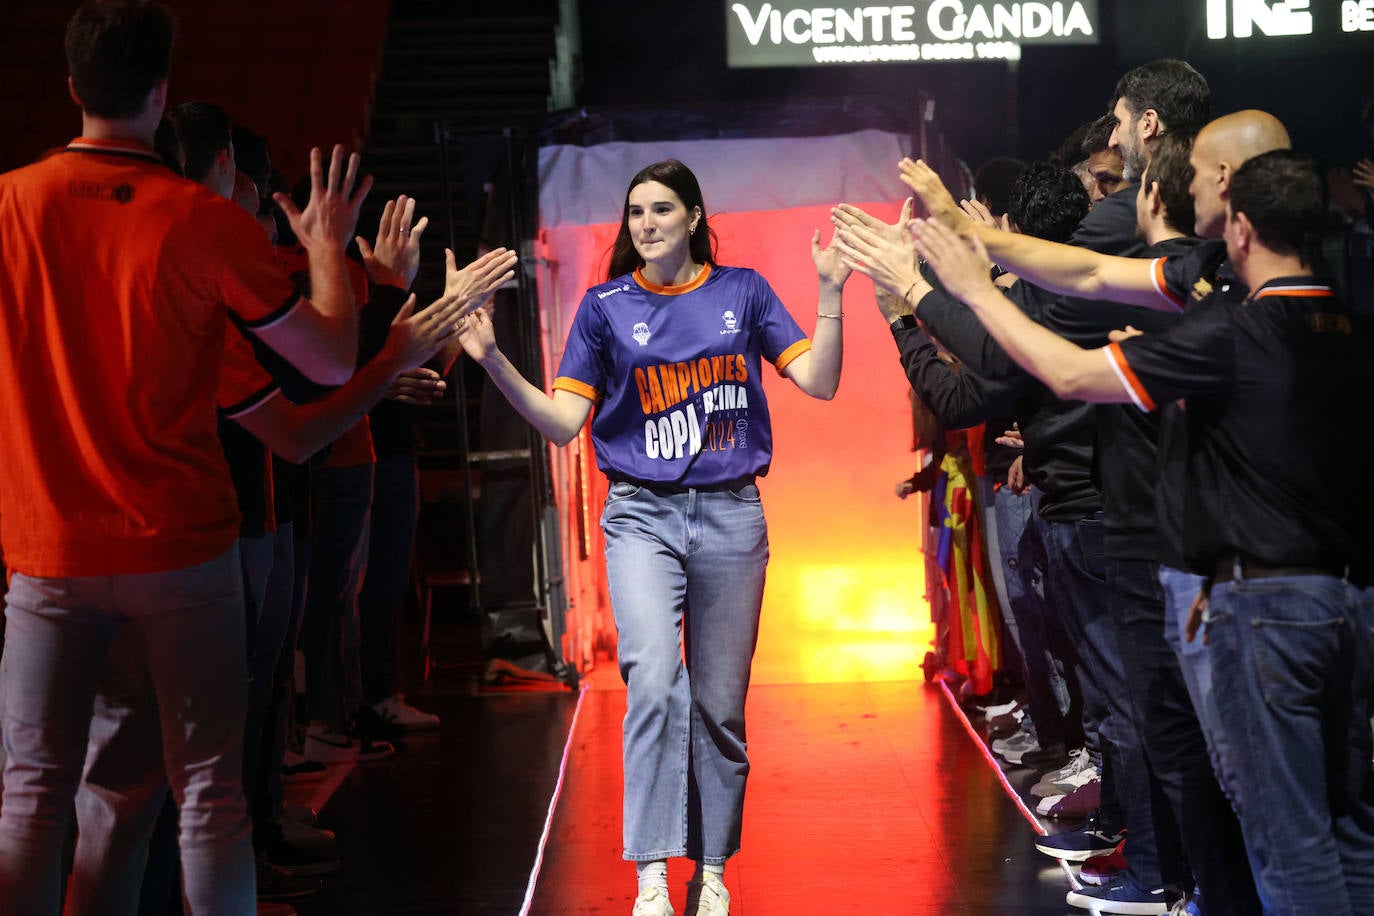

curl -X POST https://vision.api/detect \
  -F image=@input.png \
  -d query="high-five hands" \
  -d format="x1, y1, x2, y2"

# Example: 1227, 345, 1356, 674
359, 195, 427, 290
380, 247, 518, 372
829, 197, 918, 296
909, 219, 997, 305
898, 159, 970, 238
274, 145, 374, 253
810, 226, 853, 290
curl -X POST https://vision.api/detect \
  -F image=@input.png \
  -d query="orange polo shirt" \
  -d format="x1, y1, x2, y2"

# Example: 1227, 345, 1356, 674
0, 137, 303, 577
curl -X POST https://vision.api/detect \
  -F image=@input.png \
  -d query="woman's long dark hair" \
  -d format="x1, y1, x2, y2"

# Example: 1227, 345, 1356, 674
606, 159, 718, 280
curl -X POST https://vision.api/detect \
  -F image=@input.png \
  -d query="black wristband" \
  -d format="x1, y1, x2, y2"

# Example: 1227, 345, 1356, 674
889, 313, 919, 334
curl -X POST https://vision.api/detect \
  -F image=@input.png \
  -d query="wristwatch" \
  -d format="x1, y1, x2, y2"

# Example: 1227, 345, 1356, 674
889, 313, 919, 333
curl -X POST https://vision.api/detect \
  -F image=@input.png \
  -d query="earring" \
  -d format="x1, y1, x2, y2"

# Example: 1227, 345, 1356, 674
691, 224, 697, 235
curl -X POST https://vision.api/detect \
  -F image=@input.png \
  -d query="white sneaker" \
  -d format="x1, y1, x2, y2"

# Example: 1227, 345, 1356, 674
685, 872, 729, 916
1033, 748, 1095, 797
983, 698, 1022, 720
632, 885, 674, 916
373, 694, 440, 731
304, 723, 394, 763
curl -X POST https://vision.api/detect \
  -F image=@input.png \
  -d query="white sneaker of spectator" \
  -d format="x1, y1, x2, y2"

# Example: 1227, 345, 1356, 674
373, 694, 440, 731
305, 722, 395, 763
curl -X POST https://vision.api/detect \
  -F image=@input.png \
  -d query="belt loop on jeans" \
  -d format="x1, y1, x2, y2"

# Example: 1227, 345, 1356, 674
1232, 553, 1245, 583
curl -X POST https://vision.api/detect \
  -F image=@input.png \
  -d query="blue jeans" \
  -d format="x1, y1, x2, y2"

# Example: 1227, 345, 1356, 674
1159, 566, 1243, 805
1205, 573, 1374, 915
1038, 513, 1162, 886
1112, 557, 1257, 913
0, 547, 254, 915
997, 487, 1078, 748
601, 482, 768, 864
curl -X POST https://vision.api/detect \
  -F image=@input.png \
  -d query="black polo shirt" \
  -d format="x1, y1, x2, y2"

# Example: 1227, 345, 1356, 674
1124, 241, 1243, 570
1089, 235, 1207, 561
1110, 274, 1374, 574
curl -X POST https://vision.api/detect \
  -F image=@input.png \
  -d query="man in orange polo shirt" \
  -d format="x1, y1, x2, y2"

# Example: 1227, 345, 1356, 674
0, 3, 374, 913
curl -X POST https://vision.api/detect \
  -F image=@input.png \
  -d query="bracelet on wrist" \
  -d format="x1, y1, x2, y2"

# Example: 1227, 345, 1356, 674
817, 311, 844, 319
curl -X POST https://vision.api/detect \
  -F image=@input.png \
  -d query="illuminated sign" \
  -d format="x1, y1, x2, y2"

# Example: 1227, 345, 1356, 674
725, 1, 1099, 67
1206, 0, 1374, 38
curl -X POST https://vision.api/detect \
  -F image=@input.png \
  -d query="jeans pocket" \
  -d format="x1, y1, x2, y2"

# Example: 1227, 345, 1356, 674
1250, 615, 1344, 710
606, 482, 642, 503
725, 483, 761, 503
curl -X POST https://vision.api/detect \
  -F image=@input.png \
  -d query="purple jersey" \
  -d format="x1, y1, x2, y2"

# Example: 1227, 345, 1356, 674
553, 264, 810, 487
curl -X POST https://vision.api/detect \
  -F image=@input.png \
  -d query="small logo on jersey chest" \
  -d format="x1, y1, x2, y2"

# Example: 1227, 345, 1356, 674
632, 321, 651, 345
1191, 278, 1213, 302
720, 310, 740, 335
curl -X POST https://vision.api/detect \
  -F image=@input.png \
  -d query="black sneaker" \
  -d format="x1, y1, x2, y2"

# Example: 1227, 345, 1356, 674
353, 705, 407, 743
1033, 808, 1126, 862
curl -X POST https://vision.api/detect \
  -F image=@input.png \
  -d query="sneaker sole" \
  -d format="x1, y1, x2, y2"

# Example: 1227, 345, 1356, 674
1065, 888, 1168, 914
1078, 868, 1124, 886
1034, 839, 1121, 862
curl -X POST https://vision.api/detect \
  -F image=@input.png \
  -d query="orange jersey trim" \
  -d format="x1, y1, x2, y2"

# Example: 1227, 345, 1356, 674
1151, 257, 1186, 312
1104, 343, 1157, 412
633, 263, 713, 296
775, 339, 812, 374
553, 377, 600, 402
1254, 285, 1333, 299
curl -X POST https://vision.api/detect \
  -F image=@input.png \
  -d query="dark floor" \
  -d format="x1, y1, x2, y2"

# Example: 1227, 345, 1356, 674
291, 680, 579, 915
292, 673, 1089, 915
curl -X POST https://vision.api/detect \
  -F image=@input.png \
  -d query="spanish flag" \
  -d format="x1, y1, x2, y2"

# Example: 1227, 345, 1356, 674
936, 451, 1002, 696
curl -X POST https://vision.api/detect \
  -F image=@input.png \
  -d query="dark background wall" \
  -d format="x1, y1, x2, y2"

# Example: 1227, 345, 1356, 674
577, 0, 1374, 172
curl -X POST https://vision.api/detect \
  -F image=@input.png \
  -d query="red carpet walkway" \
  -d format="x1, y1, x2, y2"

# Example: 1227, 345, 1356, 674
530, 681, 1074, 915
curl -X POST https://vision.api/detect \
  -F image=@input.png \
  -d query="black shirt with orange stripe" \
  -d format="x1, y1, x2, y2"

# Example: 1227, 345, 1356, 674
1111, 272, 1374, 574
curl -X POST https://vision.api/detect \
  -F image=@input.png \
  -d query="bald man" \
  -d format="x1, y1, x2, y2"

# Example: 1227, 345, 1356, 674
910, 141, 1374, 915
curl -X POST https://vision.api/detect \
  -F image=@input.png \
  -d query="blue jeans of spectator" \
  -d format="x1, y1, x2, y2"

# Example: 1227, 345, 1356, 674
0, 547, 254, 916
1159, 565, 1239, 802
997, 487, 1078, 749
980, 478, 1023, 674
602, 482, 768, 864
1038, 513, 1162, 887
1205, 572, 1374, 916
358, 452, 419, 706
304, 464, 374, 731
1111, 556, 1257, 912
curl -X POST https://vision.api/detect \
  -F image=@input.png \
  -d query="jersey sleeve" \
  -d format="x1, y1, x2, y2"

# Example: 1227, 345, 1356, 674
752, 271, 810, 373
219, 320, 281, 419
552, 292, 606, 402
1154, 239, 1228, 313
1106, 304, 1234, 411
211, 203, 305, 330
